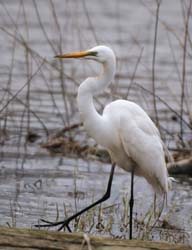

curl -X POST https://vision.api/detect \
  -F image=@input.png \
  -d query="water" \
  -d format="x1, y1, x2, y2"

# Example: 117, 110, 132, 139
0, 0, 192, 243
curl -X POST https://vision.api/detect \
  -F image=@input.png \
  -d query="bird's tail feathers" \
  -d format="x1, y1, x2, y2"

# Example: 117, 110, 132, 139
146, 174, 168, 194
168, 176, 177, 190
162, 142, 177, 191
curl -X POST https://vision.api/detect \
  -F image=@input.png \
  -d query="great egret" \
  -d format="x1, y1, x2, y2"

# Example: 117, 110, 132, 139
36, 45, 171, 239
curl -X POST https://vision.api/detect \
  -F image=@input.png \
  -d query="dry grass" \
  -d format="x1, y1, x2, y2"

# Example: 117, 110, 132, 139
0, 0, 191, 244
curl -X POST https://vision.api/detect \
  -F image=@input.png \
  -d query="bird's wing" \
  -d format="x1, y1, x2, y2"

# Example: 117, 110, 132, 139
119, 113, 168, 193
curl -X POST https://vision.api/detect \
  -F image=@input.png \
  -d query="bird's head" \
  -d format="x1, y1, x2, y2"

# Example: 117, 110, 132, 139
55, 45, 115, 64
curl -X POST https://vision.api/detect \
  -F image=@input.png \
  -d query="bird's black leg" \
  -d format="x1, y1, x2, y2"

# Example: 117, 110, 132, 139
35, 163, 115, 231
129, 166, 134, 240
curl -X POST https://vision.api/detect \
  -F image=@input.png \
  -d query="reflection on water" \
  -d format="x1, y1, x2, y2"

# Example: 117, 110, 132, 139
0, 0, 192, 244
0, 155, 192, 242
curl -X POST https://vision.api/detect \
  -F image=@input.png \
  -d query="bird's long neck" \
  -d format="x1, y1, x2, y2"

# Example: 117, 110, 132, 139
77, 59, 115, 143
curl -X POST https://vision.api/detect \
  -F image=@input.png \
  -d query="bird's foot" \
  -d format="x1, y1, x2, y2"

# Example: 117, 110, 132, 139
35, 218, 72, 232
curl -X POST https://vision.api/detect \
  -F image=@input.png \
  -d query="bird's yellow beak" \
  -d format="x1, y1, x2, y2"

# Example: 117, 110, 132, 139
54, 50, 91, 59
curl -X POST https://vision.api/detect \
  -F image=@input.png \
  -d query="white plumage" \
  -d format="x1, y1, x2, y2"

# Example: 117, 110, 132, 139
75, 45, 170, 194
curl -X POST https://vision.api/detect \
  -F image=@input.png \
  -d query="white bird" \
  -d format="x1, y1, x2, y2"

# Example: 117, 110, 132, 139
36, 45, 171, 239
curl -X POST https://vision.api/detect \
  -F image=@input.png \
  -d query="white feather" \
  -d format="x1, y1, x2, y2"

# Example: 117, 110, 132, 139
76, 45, 170, 194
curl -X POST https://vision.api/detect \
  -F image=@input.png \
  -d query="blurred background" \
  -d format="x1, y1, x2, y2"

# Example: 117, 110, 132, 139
0, 0, 192, 243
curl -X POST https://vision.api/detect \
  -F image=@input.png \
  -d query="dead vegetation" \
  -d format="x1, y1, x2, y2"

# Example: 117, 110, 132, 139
0, 0, 192, 244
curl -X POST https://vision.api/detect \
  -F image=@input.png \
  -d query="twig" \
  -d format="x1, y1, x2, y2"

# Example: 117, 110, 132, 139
1, 0, 21, 135
32, 0, 57, 54
82, 0, 99, 44
0, 86, 49, 136
0, 60, 45, 113
167, 147, 192, 153
180, 0, 191, 141
152, 0, 161, 129
124, 47, 144, 99
0, 26, 77, 85
135, 82, 192, 130
48, 0, 72, 129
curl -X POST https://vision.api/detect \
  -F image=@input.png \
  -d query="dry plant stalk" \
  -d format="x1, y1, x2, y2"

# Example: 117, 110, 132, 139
152, 0, 161, 130
180, 0, 192, 141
